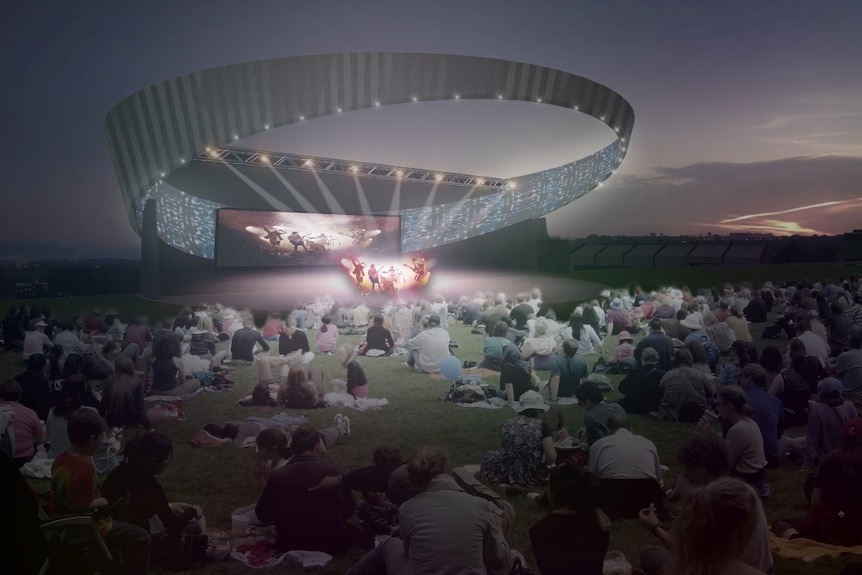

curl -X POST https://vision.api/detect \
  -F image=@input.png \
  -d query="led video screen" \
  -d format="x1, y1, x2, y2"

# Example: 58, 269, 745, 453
215, 209, 401, 268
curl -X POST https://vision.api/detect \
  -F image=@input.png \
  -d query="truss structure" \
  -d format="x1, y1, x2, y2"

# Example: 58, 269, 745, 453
197, 146, 509, 190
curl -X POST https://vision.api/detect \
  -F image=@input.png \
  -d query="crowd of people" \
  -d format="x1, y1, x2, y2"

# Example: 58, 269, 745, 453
2, 275, 862, 574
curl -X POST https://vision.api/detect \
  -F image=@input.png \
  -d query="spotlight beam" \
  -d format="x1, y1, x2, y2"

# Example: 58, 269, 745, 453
265, 165, 319, 213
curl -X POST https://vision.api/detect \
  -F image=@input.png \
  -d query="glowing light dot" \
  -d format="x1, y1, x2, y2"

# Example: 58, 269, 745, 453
299, 115, 305, 121
412, 96, 417, 102
205, 147, 211, 152
337, 107, 342, 113
264, 124, 270, 130
350, 165, 358, 172
395, 170, 403, 177
233, 134, 239, 140
537, 97, 542, 103
600, 116, 605, 121
179, 158, 185, 164
435, 174, 444, 181
260, 155, 269, 163
375, 101, 380, 107
454, 94, 460, 99
574, 106, 579, 111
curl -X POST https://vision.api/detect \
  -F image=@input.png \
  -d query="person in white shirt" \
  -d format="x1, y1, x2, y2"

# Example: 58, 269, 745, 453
589, 413, 663, 486
404, 315, 451, 373
795, 315, 830, 368
22, 319, 53, 361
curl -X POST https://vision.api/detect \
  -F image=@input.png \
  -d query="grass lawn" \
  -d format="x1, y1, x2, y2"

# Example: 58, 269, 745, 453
3, 264, 861, 574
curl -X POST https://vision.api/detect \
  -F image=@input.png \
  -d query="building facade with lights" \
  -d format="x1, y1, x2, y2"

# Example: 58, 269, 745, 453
104, 53, 633, 296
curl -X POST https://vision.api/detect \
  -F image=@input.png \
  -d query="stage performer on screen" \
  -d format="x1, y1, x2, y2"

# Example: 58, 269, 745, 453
352, 259, 366, 288
287, 231, 306, 252
405, 258, 427, 282
368, 264, 380, 293
263, 228, 283, 249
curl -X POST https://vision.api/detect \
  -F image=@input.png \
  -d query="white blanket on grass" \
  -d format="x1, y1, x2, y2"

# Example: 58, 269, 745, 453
323, 392, 389, 411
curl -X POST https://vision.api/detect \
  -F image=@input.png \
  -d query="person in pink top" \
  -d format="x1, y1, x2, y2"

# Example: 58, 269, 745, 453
315, 316, 339, 354
612, 331, 636, 370
262, 312, 286, 342
0, 379, 44, 467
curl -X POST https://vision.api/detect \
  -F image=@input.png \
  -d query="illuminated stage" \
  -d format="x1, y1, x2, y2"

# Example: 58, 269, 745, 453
155, 267, 607, 311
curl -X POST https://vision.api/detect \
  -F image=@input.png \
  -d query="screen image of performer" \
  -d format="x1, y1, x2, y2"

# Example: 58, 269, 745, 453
287, 231, 306, 252
368, 264, 380, 293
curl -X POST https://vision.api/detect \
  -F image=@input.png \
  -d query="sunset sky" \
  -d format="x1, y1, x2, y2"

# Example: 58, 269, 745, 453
2, 0, 861, 259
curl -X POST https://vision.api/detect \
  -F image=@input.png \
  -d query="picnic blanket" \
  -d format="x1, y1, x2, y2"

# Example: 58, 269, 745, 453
428, 367, 498, 381
145, 386, 205, 402
323, 392, 389, 411
230, 536, 333, 569
768, 532, 862, 562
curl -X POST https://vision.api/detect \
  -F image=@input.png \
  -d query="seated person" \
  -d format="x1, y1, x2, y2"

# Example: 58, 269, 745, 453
478, 320, 511, 371
658, 348, 716, 422
0, 379, 44, 467
574, 379, 625, 446
315, 316, 339, 354
278, 364, 326, 409
14, 353, 53, 421
278, 317, 309, 357
773, 418, 862, 547
530, 465, 611, 575
361, 315, 394, 356
331, 345, 369, 399
589, 413, 664, 519
480, 390, 557, 488
618, 347, 665, 414
499, 339, 537, 407
255, 423, 359, 554
187, 316, 218, 360
99, 357, 152, 431
46, 372, 100, 458
547, 338, 588, 402
50, 409, 151, 575
149, 336, 200, 396
405, 314, 450, 373
309, 445, 404, 500
803, 377, 858, 468
610, 330, 637, 370
520, 317, 557, 371
653, 432, 773, 575
101, 432, 203, 552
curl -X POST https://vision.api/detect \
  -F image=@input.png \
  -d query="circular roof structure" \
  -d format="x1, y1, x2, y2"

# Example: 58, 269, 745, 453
105, 52, 633, 258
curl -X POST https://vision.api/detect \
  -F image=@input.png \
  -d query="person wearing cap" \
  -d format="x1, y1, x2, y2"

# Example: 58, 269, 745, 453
21, 318, 52, 362
479, 390, 557, 487
802, 377, 858, 468
610, 331, 635, 370
772, 418, 862, 546
404, 314, 450, 374
681, 312, 720, 372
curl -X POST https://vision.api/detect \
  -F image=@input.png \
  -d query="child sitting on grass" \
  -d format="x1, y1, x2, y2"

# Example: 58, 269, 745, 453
357, 491, 400, 543
51, 408, 151, 575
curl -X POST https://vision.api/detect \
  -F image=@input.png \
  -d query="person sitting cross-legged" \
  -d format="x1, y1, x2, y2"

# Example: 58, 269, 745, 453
530, 465, 611, 575
255, 422, 360, 555
618, 347, 665, 414
346, 446, 522, 575
640, 432, 773, 575
589, 412, 664, 519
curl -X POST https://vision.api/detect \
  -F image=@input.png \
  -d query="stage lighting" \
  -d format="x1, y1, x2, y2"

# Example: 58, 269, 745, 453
395, 170, 403, 177
537, 97, 542, 103
454, 94, 460, 99
350, 165, 358, 172
412, 96, 417, 102
337, 107, 342, 113
375, 101, 380, 107
299, 115, 305, 121
435, 174, 444, 181
264, 124, 270, 130
600, 116, 605, 121
233, 134, 239, 140
303, 160, 314, 167
205, 147, 211, 152
160, 172, 165, 177
477, 179, 485, 185
506, 181, 516, 190
574, 106, 579, 110
260, 155, 269, 163
179, 158, 185, 164
497, 94, 503, 99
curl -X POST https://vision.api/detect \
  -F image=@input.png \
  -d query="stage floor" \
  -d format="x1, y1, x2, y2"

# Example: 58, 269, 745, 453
155, 267, 607, 310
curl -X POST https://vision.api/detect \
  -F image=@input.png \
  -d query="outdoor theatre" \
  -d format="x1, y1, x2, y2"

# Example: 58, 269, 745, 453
104, 52, 633, 301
